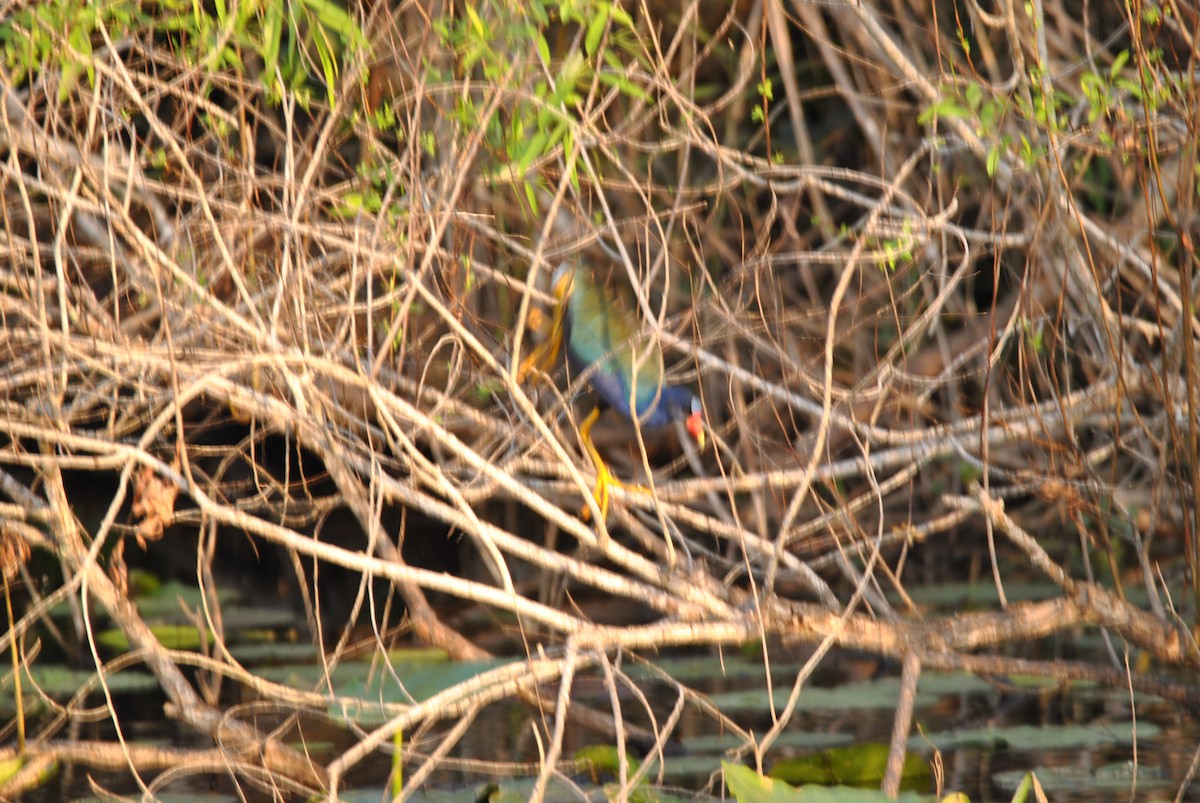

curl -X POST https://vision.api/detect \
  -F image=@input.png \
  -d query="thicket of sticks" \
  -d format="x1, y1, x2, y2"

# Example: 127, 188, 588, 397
1, 0, 1198, 797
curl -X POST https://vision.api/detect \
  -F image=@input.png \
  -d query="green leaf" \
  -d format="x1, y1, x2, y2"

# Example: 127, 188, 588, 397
724, 763, 805, 802
515, 129, 549, 176
965, 82, 983, 110
563, 130, 580, 193
62, 22, 95, 100
980, 97, 1002, 130
555, 51, 585, 103
918, 98, 971, 124
0, 756, 25, 786
575, 744, 642, 776
1114, 76, 1142, 99
597, 70, 647, 101
465, 2, 485, 39
1110, 49, 1129, 78
301, 0, 368, 49
261, 1, 284, 81
312, 24, 338, 107
585, 2, 610, 56
524, 181, 539, 216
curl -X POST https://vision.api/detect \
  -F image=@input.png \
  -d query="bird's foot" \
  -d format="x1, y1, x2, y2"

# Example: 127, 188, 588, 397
580, 468, 657, 522
517, 342, 552, 384
580, 460, 620, 522
516, 301, 566, 384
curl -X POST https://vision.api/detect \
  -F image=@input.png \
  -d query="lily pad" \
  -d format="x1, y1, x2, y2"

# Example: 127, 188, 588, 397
329, 658, 517, 726
917, 721, 1159, 751
899, 581, 1059, 608
643, 752, 737, 783
73, 795, 238, 802
684, 731, 855, 753
228, 641, 320, 664
769, 744, 929, 787
723, 762, 931, 803
96, 623, 214, 652
2, 665, 159, 702
993, 762, 1172, 794
625, 655, 798, 684
710, 677, 935, 714
387, 777, 714, 802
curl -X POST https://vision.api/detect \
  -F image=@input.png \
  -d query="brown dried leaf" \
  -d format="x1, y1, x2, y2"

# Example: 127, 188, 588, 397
0, 529, 30, 582
131, 459, 179, 549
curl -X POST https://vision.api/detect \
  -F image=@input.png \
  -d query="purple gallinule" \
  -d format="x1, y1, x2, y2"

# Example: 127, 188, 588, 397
520, 263, 704, 519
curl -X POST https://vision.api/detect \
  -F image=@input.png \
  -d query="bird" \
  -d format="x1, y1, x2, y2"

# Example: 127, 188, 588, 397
519, 262, 705, 522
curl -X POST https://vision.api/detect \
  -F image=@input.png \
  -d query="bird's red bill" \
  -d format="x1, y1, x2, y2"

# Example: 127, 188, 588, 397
686, 410, 705, 449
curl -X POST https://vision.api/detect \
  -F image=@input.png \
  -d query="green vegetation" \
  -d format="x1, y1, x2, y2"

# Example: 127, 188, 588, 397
0, 0, 1195, 799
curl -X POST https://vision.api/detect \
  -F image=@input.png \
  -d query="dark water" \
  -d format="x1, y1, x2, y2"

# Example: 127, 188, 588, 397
13, 627, 1199, 801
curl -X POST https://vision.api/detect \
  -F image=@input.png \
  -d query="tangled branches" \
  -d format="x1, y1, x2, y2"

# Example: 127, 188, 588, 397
0, 0, 1197, 796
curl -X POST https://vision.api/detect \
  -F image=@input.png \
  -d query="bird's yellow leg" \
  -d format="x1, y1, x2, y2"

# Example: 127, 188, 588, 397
517, 300, 566, 383
577, 407, 655, 521
578, 406, 620, 521
519, 268, 575, 383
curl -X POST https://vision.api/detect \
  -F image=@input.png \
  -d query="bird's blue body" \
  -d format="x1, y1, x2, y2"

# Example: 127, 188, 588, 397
519, 262, 705, 523
554, 264, 699, 428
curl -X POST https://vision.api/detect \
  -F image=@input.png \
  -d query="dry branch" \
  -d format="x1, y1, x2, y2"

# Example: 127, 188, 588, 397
1, 0, 1197, 796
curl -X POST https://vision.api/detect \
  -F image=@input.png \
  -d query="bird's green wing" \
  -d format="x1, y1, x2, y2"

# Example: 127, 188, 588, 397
564, 265, 666, 419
